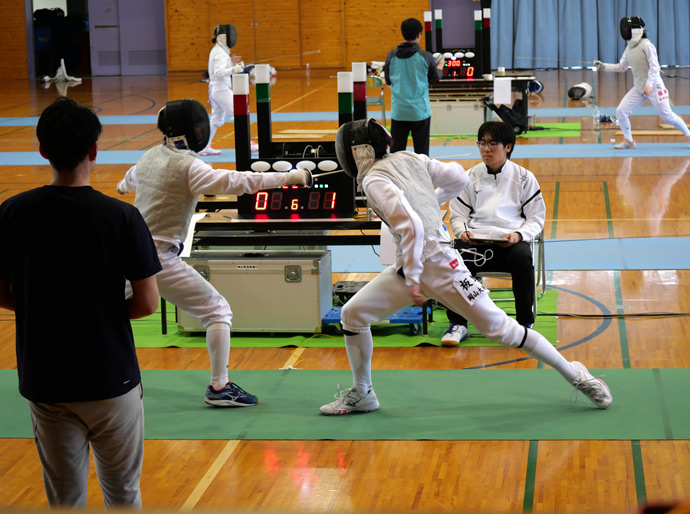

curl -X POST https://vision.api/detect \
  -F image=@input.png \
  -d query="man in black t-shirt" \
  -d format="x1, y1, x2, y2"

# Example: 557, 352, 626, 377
0, 98, 161, 508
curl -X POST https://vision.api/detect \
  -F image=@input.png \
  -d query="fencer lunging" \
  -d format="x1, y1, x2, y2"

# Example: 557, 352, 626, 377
594, 16, 690, 149
201, 24, 245, 156
117, 99, 312, 407
319, 118, 613, 415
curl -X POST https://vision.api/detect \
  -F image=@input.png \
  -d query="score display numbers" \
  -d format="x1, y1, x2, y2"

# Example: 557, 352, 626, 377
443, 60, 475, 79
254, 188, 337, 212
237, 170, 356, 219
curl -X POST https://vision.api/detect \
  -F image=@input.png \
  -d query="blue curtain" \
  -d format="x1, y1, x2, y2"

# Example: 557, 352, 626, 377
491, 0, 690, 69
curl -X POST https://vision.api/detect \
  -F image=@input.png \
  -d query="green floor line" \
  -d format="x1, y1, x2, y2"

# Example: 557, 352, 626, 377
631, 440, 647, 506
550, 181, 560, 240
614, 270, 631, 368
603, 181, 614, 238
522, 440, 539, 513
653, 369, 674, 439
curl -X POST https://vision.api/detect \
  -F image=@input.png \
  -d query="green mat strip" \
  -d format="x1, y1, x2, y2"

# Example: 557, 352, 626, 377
430, 122, 581, 139
132, 290, 558, 349
2, 368, 688, 441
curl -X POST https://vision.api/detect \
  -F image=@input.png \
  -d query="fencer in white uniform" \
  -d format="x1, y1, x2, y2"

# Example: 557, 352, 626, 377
117, 99, 312, 407
595, 16, 690, 149
319, 118, 612, 415
200, 24, 245, 156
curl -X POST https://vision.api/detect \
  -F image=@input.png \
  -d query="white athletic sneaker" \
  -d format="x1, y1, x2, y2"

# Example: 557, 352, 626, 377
613, 141, 636, 149
441, 323, 469, 347
250, 141, 259, 153
570, 361, 612, 409
319, 386, 379, 415
200, 147, 221, 156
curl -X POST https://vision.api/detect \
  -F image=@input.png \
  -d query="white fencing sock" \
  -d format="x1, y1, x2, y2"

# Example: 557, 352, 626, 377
344, 329, 374, 394
206, 124, 220, 150
521, 329, 578, 382
206, 322, 230, 389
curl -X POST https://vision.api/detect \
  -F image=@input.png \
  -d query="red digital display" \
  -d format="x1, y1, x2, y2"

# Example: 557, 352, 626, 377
445, 64, 474, 77
254, 190, 338, 211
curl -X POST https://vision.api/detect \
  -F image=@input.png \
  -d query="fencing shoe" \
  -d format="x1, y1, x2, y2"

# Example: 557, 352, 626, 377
204, 381, 258, 407
319, 386, 379, 415
200, 147, 222, 156
441, 323, 469, 347
570, 361, 612, 409
613, 141, 636, 149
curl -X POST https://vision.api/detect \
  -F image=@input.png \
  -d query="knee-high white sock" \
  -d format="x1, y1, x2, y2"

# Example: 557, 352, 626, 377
206, 124, 220, 149
206, 322, 230, 389
344, 330, 374, 394
521, 329, 578, 382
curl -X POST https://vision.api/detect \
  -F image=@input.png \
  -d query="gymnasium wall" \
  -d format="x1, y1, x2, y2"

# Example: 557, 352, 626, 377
165, 0, 430, 71
2, 0, 29, 79
1, 0, 428, 78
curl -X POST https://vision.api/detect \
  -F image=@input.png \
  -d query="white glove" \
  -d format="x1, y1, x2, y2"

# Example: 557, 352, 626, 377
284, 168, 312, 187
593, 60, 604, 70
116, 179, 128, 195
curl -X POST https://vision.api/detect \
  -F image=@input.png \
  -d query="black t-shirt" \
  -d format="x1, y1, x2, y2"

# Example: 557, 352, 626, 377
0, 186, 162, 402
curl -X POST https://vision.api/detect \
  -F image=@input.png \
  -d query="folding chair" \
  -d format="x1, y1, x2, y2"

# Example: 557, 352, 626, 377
366, 75, 386, 126
473, 231, 546, 322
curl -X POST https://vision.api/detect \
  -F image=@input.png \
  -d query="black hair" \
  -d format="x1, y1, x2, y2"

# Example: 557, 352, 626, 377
478, 121, 516, 158
36, 97, 102, 172
401, 18, 423, 41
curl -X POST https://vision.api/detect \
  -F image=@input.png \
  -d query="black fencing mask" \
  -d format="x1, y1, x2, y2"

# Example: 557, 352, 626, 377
157, 99, 210, 153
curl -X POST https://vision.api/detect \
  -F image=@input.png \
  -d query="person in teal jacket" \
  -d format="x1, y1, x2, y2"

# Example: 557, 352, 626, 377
383, 18, 443, 156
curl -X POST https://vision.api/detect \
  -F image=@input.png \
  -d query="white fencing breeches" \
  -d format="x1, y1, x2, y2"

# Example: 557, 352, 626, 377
616, 84, 690, 142
155, 244, 232, 328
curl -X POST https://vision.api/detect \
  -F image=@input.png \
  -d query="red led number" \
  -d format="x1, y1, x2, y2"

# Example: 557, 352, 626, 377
324, 192, 336, 209
290, 198, 299, 210
255, 191, 269, 210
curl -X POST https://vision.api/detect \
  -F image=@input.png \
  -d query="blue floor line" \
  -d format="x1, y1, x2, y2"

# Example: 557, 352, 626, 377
2, 141, 688, 166
330, 237, 690, 273
2, 105, 689, 127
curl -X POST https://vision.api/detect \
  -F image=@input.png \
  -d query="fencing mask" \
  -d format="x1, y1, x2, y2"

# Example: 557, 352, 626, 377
335, 119, 391, 179
567, 82, 593, 100
157, 99, 210, 153
214, 24, 238, 48
620, 16, 645, 41
527, 79, 544, 94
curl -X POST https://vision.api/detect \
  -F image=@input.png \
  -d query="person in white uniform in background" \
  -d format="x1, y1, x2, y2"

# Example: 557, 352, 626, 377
319, 118, 612, 415
118, 99, 312, 407
594, 16, 690, 149
200, 24, 257, 156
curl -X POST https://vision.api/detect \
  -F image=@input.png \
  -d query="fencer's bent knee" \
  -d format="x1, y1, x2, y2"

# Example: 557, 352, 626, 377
340, 302, 369, 333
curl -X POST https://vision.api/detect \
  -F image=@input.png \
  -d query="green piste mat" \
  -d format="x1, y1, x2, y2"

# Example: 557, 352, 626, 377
1, 368, 687, 440
430, 122, 581, 140
131, 290, 558, 349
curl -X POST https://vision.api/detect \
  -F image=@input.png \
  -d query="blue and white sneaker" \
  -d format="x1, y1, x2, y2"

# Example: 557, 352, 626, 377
441, 323, 469, 347
204, 381, 258, 407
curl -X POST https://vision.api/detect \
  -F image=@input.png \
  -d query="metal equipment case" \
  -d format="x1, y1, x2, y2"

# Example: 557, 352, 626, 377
177, 250, 332, 333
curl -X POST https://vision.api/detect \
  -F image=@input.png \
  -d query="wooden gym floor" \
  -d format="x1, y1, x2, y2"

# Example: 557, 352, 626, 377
1, 68, 690, 513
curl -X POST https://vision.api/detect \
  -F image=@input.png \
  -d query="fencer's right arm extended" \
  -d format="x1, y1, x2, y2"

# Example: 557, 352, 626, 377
595, 51, 630, 72
116, 165, 138, 194
188, 159, 310, 195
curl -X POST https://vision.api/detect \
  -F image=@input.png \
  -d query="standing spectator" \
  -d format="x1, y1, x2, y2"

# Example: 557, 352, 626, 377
383, 18, 444, 156
0, 97, 161, 507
